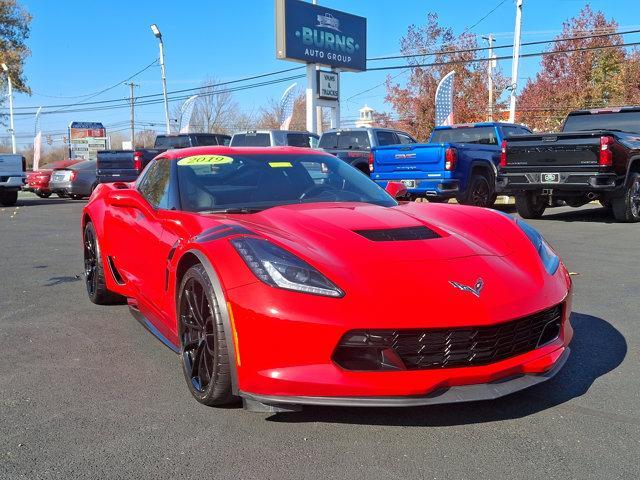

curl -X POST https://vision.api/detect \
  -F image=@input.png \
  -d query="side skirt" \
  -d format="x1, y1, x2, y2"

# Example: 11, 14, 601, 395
128, 305, 180, 354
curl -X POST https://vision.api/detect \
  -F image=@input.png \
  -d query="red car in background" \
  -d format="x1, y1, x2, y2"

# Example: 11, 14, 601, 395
25, 159, 83, 198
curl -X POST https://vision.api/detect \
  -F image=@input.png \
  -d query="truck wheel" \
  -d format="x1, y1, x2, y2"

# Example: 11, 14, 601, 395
515, 192, 547, 219
611, 172, 640, 223
0, 191, 18, 206
460, 174, 495, 208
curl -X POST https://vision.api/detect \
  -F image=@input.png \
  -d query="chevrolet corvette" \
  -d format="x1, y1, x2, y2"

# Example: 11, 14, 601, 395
82, 146, 572, 412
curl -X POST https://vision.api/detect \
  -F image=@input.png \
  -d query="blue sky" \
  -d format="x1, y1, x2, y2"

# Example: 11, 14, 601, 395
5, 0, 639, 147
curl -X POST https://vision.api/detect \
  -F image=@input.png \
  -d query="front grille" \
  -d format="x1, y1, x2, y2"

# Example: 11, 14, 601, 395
334, 304, 563, 371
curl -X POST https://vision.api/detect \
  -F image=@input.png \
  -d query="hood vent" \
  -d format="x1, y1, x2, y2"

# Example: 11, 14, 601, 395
354, 226, 440, 242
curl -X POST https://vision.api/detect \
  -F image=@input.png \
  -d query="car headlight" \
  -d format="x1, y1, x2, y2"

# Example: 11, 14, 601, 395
516, 219, 560, 275
231, 237, 344, 297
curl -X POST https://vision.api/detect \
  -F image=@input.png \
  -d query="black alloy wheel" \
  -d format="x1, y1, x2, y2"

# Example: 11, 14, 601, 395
83, 222, 124, 305
461, 174, 496, 208
178, 264, 234, 406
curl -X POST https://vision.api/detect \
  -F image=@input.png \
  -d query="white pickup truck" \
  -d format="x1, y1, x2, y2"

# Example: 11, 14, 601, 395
0, 154, 26, 206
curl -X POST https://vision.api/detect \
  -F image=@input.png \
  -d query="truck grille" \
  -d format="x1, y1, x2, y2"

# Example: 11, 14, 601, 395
334, 304, 563, 371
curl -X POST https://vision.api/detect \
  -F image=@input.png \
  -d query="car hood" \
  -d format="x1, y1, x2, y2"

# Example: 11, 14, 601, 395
228, 202, 517, 264
205, 202, 563, 326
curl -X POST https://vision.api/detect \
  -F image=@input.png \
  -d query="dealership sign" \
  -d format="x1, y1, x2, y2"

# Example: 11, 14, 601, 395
317, 70, 338, 100
68, 121, 107, 161
275, 0, 367, 72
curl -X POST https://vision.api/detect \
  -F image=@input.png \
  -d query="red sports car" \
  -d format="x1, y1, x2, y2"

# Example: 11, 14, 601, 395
82, 147, 572, 412
26, 159, 83, 197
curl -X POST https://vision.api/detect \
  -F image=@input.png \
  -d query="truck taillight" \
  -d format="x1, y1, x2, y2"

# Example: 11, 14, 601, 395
368, 151, 374, 172
500, 140, 507, 167
133, 151, 143, 171
445, 147, 457, 171
599, 136, 614, 166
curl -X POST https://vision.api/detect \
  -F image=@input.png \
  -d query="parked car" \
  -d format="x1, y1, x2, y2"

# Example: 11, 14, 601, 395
230, 130, 319, 148
371, 122, 531, 207
97, 133, 231, 184
48, 160, 97, 200
24, 159, 83, 198
82, 146, 572, 412
318, 127, 417, 175
497, 107, 640, 222
0, 154, 26, 206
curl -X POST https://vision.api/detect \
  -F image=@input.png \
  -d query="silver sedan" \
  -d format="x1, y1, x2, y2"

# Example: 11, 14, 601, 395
49, 160, 97, 200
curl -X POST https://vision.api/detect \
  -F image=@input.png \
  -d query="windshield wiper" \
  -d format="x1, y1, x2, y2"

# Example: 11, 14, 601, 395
205, 207, 264, 214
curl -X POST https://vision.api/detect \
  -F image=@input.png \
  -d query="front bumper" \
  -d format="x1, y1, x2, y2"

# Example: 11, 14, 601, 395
241, 347, 569, 407
497, 170, 620, 193
227, 264, 573, 402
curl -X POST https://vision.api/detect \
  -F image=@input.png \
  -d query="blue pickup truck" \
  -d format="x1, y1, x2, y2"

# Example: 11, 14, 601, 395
371, 122, 531, 207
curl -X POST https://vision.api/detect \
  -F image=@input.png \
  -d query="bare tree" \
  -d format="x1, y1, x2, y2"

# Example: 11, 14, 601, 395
134, 129, 157, 148
188, 76, 239, 134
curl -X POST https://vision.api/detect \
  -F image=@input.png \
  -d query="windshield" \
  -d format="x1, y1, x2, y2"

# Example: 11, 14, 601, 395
176, 153, 396, 212
318, 131, 371, 150
562, 111, 640, 133
430, 126, 498, 145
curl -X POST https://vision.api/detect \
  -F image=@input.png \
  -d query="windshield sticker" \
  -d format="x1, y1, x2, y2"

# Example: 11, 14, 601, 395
268, 161, 293, 168
177, 155, 233, 166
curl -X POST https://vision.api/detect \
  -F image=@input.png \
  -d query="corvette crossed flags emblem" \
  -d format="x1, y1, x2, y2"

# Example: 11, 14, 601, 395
449, 278, 484, 298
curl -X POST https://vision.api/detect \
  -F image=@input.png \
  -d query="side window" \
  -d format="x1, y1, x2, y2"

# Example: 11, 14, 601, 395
138, 159, 172, 209
397, 133, 415, 144
376, 130, 398, 146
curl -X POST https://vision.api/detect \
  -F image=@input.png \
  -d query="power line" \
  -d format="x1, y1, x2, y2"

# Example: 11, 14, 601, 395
367, 28, 640, 62
366, 40, 640, 71
468, 0, 510, 31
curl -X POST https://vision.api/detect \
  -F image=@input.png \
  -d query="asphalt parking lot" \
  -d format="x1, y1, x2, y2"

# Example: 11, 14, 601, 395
1, 192, 638, 480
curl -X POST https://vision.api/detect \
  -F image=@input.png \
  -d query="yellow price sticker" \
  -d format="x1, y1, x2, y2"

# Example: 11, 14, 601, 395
268, 161, 293, 168
177, 155, 234, 166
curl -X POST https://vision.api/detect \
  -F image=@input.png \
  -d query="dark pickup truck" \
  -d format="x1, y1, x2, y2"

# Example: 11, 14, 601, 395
97, 133, 230, 183
497, 107, 640, 222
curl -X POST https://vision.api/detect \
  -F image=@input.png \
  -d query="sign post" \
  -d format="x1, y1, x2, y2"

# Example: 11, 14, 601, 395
275, 0, 367, 134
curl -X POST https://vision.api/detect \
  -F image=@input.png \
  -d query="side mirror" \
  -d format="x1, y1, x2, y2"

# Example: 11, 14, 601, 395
106, 188, 147, 210
385, 181, 409, 199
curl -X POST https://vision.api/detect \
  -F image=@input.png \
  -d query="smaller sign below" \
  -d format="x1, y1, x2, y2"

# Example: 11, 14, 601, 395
317, 70, 339, 101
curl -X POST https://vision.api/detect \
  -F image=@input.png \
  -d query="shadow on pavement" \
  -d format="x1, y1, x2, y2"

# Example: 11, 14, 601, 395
536, 206, 616, 224
12, 197, 84, 208
267, 312, 626, 426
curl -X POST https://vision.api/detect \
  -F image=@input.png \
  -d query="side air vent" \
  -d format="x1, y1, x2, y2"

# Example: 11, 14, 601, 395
107, 256, 126, 285
353, 226, 440, 242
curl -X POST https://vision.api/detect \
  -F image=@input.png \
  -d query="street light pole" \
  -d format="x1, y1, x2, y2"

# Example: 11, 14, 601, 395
509, 0, 523, 123
2, 63, 16, 154
151, 24, 171, 134
483, 34, 495, 122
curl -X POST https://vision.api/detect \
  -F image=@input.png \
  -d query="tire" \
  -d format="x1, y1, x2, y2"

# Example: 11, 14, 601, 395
83, 222, 125, 305
178, 264, 235, 406
459, 174, 496, 208
56, 192, 67, 198
36, 191, 51, 199
0, 190, 18, 206
515, 192, 547, 219
611, 172, 640, 223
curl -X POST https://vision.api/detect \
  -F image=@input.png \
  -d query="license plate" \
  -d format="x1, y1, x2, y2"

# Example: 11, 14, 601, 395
401, 180, 416, 188
541, 173, 560, 183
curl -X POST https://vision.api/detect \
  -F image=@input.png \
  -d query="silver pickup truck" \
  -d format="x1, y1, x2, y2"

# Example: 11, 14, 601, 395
0, 154, 26, 206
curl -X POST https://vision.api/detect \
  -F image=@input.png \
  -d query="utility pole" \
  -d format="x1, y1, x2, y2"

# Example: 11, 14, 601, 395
509, 0, 523, 123
1, 63, 16, 154
483, 34, 495, 122
127, 83, 138, 146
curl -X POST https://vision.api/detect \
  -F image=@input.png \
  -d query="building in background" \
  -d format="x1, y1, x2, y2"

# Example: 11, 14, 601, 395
355, 105, 375, 128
